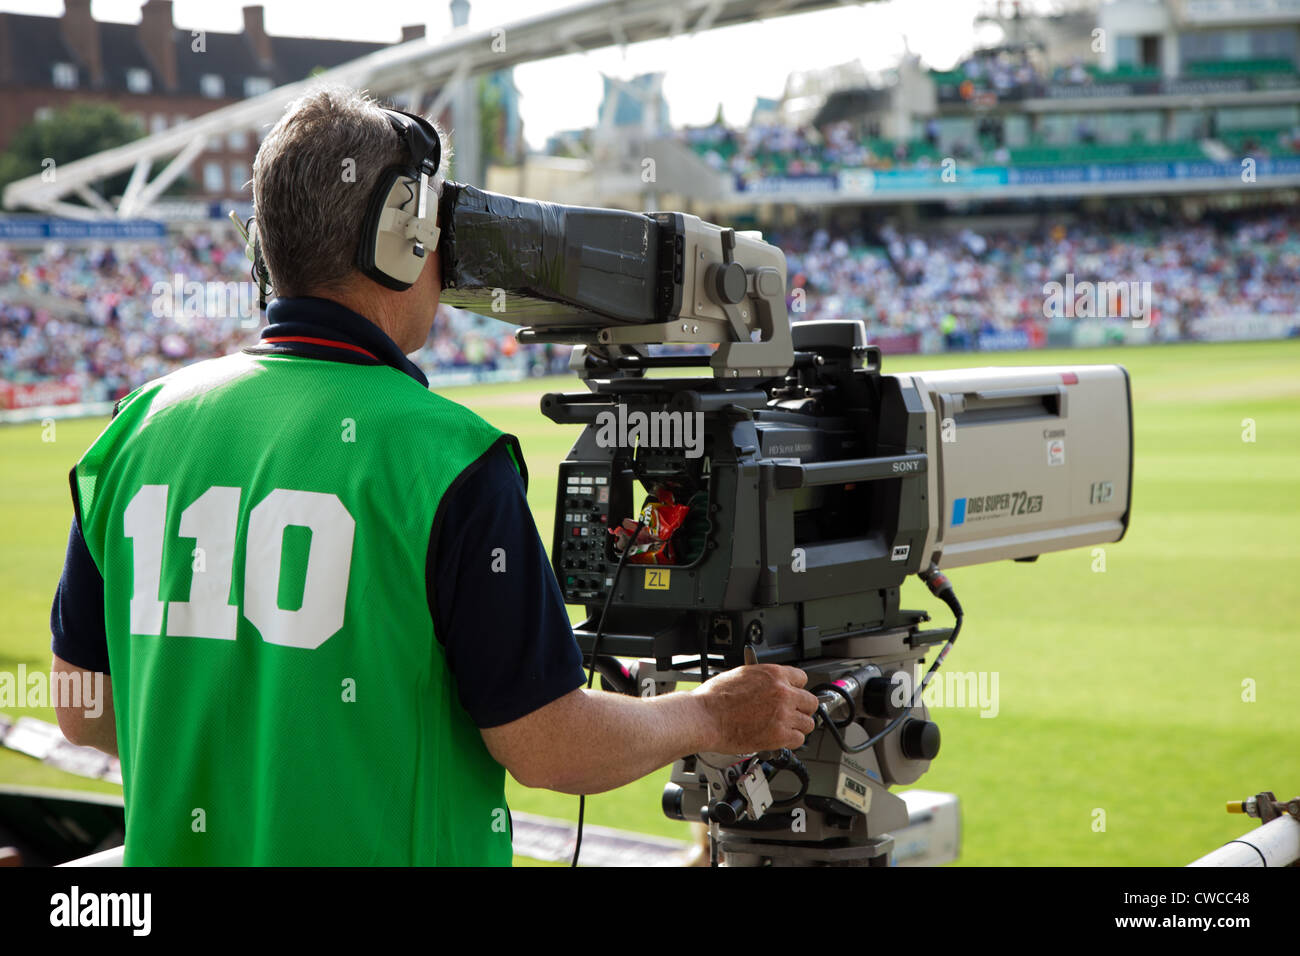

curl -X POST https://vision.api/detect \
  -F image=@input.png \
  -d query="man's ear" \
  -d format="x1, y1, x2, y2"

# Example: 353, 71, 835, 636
416, 241, 441, 309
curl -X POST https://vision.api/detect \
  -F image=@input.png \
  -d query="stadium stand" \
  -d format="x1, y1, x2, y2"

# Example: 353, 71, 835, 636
3, 205, 1297, 404
0, 235, 571, 405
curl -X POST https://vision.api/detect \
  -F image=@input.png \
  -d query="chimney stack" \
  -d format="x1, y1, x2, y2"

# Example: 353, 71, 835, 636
243, 6, 272, 69
401, 24, 426, 43
138, 0, 177, 92
61, 0, 102, 87
0, 15, 13, 86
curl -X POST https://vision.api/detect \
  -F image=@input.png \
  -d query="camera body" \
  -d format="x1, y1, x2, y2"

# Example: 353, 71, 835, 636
543, 320, 1131, 670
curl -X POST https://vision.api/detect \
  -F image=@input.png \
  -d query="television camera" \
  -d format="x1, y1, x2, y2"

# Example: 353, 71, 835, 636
438, 183, 1133, 866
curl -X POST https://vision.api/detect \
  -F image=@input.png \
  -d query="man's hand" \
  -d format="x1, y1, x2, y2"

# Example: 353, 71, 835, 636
689, 663, 820, 753
481, 663, 821, 796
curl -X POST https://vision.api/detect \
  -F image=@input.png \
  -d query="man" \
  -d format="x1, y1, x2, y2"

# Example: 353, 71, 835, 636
49, 86, 818, 866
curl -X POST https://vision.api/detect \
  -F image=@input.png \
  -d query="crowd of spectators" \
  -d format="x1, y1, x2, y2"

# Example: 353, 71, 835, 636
2, 207, 1297, 401
683, 95, 1300, 182
948, 47, 1047, 94
774, 205, 1300, 343
0, 234, 569, 402
684, 120, 918, 179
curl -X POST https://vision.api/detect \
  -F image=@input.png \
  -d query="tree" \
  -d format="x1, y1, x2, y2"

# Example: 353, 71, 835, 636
0, 101, 144, 204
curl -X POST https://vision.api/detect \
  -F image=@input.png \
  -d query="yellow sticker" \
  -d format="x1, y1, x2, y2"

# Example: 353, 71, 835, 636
644, 567, 670, 590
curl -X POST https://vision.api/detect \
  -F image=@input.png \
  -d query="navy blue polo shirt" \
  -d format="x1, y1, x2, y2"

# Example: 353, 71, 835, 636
51, 295, 586, 729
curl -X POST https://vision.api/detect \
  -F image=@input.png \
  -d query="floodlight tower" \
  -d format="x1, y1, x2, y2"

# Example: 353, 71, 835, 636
449, 0, 482, 186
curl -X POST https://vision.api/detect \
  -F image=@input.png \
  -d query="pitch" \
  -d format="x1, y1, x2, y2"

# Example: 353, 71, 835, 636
2, 339, 1296, 865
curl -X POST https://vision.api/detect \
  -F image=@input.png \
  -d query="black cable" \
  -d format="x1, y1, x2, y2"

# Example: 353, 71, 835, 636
398, 176, 416, 211
765, 750, 811, 810
571, 518, 645, 868
818, 612, 960, 754
818, 568, 963, 754
809, 681, 855, 728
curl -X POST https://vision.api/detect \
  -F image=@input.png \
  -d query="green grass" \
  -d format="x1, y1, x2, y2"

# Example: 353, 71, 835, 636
2, 339, 1298, 863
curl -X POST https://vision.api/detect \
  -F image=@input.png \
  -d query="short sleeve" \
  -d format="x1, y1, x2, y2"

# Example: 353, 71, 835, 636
51, 516, 111, 674
428, 439, 586, 728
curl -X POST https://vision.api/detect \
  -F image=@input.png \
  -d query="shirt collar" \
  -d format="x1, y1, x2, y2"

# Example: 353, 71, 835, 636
258, 296, 429, 387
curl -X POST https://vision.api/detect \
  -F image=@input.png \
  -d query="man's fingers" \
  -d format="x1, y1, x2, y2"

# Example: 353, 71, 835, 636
793, 688, 820, 715
778, 665, 808, 688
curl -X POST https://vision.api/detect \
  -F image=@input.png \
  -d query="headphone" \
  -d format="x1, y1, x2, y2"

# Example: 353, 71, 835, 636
234, 106, 444, 307
355, 107, 443, 291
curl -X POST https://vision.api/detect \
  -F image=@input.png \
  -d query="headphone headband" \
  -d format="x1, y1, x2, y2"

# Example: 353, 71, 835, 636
381, 108, 441, 179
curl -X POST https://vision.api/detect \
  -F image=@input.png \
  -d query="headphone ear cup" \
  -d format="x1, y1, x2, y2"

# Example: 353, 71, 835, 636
356, 165, 426, 291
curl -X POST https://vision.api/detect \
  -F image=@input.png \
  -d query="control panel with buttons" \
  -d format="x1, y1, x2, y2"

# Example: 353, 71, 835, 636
553, 462, 626, 603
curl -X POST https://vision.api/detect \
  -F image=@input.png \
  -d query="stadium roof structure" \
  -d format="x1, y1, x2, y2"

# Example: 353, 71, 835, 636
1, 0, 866, 220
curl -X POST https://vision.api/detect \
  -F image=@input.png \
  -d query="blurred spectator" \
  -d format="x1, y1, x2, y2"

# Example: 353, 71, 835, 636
0, 234, 570, 401
3, 207, 1298, 398
773, 205, 1300, 342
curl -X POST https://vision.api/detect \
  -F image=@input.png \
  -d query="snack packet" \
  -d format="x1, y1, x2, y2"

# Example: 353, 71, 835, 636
610, 487, 690, 564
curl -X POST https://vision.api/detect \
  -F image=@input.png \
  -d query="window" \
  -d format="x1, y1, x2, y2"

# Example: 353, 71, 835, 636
1171, 109, 1212, 140
230, 163, 250, 192
1003, 114, 1030, 147
1215, 104, 1300, 132
1140, 35, 1161, 68
200, 73, 225, 98
228, 130, 248, 151
1180, 28, 1298, 65
34, 107, 54, 123
1097, 110, 1162, 143
150, 114, 168, 134
1222, 30, 1251, 60
174, 113, 188, 128
244, 76, 272, 98
203, 162, 224, 193
127, 68, 152, 94
52, 62, 77, 89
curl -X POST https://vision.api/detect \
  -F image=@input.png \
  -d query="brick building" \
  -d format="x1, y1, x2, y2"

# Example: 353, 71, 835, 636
0, 1, 423, 199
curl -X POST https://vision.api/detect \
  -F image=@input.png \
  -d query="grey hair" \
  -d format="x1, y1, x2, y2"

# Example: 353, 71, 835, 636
251, 85, 452, 298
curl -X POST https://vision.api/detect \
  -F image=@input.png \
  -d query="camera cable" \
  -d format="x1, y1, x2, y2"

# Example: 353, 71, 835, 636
816, 568, 963, 754
571, 518, 645, 868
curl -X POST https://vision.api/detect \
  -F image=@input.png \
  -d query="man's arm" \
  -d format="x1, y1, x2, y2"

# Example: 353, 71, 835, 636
481, 665, 818, 795
431, 441, 819, 795
50, 516, 117, 756
51, 654, 117, 757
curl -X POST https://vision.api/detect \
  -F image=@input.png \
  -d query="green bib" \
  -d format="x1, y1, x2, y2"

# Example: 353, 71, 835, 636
73, 351, 517, 865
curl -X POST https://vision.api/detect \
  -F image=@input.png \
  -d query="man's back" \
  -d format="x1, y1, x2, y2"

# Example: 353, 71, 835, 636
73, 350, 514, 865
